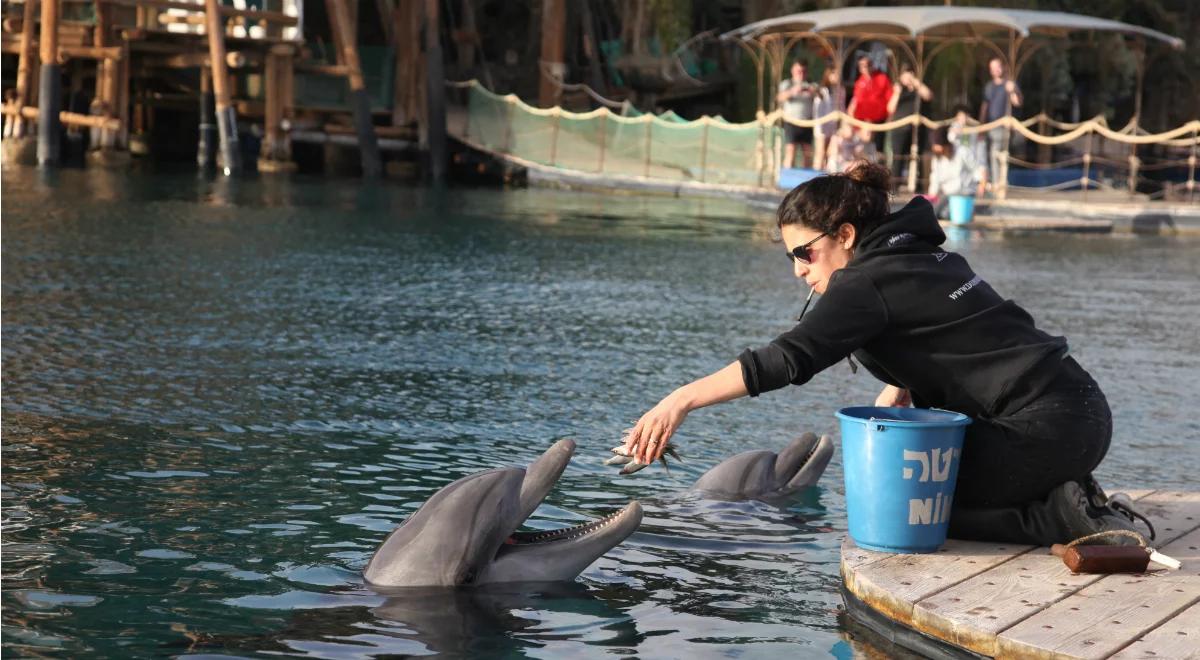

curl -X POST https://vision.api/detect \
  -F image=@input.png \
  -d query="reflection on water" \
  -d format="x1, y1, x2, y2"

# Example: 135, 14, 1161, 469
3, 164, 1198, 657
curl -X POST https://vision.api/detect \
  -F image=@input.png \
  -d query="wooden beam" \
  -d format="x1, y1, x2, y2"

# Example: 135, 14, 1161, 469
294, 61, 351, 76
103, 0, 298, 26
60, 44, 124, 60
3, 104, 121, 130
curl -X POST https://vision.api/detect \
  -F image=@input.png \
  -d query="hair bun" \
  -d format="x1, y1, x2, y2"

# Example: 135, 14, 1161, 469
844, 160, 892, 192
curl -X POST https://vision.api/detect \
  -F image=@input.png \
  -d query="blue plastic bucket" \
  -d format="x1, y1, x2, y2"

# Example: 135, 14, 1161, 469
836, 407, 972, 553
948, 195, 975, 225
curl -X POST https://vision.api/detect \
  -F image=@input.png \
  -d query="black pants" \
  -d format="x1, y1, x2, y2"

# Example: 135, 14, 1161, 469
948, 358, 1113, 543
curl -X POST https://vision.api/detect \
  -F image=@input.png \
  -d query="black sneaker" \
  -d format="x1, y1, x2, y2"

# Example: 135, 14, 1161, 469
1046, 479, 1146, 545
1079, 475, 1156, 540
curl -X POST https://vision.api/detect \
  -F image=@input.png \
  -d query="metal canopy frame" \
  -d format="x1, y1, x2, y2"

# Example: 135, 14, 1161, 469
721, 5, 1186, 194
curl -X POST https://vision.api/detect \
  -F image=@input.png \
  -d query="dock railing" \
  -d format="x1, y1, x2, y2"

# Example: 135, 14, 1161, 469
452, 79, 1199, 201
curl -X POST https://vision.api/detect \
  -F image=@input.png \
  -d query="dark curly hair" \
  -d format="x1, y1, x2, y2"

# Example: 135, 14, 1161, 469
776, 161, 892, 246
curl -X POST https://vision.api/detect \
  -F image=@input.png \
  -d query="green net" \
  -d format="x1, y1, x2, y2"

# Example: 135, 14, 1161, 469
463, 83, 772, 187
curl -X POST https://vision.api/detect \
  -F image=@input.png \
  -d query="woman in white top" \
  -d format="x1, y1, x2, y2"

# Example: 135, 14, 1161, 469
927, 128, 986, 218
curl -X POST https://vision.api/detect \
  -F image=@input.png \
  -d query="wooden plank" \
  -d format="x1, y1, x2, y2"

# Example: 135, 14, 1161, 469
102, 0, 298, 26
996, 525, 1200, 659
1132, 491, 1200, 545
911, 490, 1195, 656
1109, 601, 1200, 659
1111, 602, 1200, 660
843, 537, 1033, 627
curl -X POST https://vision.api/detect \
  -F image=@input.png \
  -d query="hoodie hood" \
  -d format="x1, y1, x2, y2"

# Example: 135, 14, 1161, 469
854, 196, 945, 255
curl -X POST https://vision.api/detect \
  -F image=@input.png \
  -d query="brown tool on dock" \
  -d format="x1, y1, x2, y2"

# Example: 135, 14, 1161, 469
1051, 543, 1152, 574
1050, 530, 1181, 574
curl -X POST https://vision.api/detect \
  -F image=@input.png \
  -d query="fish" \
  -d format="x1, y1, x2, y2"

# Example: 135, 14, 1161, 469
606, 443, 681, 475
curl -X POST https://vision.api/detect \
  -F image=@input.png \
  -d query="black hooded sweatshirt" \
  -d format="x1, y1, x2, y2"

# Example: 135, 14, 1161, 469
738, 197, 1071, 419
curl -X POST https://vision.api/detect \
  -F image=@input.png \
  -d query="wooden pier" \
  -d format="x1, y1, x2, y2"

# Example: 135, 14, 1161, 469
840, 490, 1199, 659
1, 0, 431, 173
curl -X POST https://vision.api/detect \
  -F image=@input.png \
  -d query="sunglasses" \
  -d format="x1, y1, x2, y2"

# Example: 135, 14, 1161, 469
786, 233, 829, 265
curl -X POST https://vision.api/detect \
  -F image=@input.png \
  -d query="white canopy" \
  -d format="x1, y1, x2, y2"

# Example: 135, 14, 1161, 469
721, 6, 1183, 50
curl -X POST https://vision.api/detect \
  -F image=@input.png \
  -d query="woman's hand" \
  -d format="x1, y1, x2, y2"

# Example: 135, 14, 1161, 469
875, 384, 912, 408
623, 391, 690, 465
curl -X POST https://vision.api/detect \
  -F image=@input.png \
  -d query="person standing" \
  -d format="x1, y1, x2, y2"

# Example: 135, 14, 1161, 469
847, 53, 897, 156
979, 57, 1022, 191
813, 67, 845, 172
887, 66, 932, 178
777, 60, 818, 169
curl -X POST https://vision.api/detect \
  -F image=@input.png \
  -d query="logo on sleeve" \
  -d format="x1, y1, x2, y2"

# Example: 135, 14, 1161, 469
933, 252, 948, 262
948, 275, 983, 300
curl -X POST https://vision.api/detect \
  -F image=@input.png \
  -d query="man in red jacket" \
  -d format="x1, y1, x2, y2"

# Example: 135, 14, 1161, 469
847, 54, 897, 155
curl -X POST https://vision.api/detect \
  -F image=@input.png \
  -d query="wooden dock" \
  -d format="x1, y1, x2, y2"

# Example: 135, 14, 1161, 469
841, 490, 1200, 659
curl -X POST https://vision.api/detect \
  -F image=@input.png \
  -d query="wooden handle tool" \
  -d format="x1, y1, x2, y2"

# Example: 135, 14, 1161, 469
1051, 544, 1151, 574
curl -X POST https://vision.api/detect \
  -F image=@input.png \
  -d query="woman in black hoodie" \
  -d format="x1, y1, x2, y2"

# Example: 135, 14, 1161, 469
622, 162, 1148, 545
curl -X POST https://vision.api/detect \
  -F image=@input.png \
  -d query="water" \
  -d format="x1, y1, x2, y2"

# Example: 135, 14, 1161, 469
3, 164, 1197, 658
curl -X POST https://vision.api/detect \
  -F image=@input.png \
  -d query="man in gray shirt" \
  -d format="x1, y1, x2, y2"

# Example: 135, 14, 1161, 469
979, 57, 1022, 190
777, 60, 818, 168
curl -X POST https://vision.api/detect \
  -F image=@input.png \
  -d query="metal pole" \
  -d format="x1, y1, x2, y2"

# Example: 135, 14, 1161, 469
37, 0, 62, 166
204, 0, 241, 173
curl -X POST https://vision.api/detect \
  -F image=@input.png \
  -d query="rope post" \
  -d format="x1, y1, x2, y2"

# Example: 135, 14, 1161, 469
755, 110, 766, 188
597, 111, 606, 173
1188, 127, 1196, 203
502, 97, 512, 154
1082, 131, 1093, 204
699, 118, 709, 183
1128, 151, 1138, 197
998, 118, 1011, 201
549, 107, 559, 167
643, 117, 651, 178
907, 116, 919, 193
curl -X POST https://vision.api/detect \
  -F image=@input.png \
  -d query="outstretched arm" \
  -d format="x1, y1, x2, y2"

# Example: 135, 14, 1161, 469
623, 361, 748, 464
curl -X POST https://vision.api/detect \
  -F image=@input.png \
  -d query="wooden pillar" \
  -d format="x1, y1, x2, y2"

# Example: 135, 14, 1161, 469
538, 0, 565, 108
393, 0, 421, 127
258, 44, 296, 172
204, 0, 241, 173
197, 67, 216, 167
326, 0, 381, 177
13, 0, 39, 138
116, 40, 129, 148
422, 0, 445, 180
37, 0, 62, 166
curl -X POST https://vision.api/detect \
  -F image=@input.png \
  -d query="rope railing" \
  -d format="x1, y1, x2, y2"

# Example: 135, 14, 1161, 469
447, 79, 1199, 199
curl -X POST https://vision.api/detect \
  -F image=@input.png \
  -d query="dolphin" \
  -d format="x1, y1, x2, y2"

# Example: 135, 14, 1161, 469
692, 432, 834, 500
364, 439, 643, 588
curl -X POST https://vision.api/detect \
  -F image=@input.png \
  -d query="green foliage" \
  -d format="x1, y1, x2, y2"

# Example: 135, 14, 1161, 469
648, 0, 692, 53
